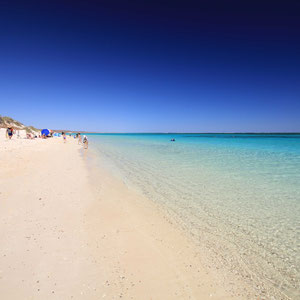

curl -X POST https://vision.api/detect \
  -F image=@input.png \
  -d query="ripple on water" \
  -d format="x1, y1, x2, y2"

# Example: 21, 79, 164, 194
90, 134, 300, 299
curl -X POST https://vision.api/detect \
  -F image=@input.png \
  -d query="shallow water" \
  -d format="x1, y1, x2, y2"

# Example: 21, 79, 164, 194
89, 133, 300, 299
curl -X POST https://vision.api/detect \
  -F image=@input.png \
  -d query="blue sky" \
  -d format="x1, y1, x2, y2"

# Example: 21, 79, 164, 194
1, 0, 299, 132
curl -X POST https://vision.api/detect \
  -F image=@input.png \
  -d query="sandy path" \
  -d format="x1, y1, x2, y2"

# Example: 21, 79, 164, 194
0, 137, 238, 299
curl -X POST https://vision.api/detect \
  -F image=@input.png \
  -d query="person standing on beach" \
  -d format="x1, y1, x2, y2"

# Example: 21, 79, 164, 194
83, 135, 88, 149
78, 133, 82, 145
6, 127, 14, 139
62, 132, 66, 143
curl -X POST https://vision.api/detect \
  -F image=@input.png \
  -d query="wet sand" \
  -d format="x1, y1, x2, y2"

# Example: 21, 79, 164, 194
0, 136, 243, 299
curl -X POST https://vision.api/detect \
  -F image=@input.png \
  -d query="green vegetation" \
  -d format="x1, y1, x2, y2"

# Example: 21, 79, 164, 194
27, 125, 39, 131
25, 126, 40, 134
0, 115, 39, 133
0, 115, 24, 128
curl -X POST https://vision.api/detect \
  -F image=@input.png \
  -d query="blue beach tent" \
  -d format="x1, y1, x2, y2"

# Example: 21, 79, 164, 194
41, 129, 50, 136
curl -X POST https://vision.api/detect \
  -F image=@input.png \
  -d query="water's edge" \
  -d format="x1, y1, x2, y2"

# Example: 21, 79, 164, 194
86, 134, 300, 300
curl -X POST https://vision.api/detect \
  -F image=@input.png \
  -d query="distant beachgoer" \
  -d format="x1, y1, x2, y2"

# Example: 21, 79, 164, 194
6, 127, 13, 139
78, 133, 82, 145
62, 132, 66, 143
83, 135, 88, 149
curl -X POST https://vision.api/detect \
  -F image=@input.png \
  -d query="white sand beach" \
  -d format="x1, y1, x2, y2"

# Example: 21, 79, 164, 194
0, 136, 245, 299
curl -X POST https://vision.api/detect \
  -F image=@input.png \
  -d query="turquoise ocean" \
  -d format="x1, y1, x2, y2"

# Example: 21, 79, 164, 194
88, 133, 300, 299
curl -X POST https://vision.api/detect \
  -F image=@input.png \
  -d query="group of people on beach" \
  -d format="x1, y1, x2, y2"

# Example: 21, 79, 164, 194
62, 132, 88, 149
5, 127, 88, 149
75, 133, 89, 149
5, 127, 35, 139
5, 127, 46, 140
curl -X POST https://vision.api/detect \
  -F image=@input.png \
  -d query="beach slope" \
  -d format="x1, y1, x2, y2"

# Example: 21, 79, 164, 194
0, 137, 238, 299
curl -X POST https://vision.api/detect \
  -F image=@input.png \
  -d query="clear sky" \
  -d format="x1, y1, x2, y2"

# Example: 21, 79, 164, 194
1, 0, 299, 132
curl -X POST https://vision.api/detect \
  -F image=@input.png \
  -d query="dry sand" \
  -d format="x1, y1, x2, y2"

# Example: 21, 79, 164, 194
0, 136, 241, 299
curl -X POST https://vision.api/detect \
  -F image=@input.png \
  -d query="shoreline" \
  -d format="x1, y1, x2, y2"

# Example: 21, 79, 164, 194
1, 136, 247, 299
88, 134, 300, 300
86, 141, 261, 300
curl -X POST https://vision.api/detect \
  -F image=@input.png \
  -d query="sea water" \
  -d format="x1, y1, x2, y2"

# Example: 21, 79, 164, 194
88, 133, 300, 299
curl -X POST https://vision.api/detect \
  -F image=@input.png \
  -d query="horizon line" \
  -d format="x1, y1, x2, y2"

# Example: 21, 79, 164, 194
57, 131, 300, 134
